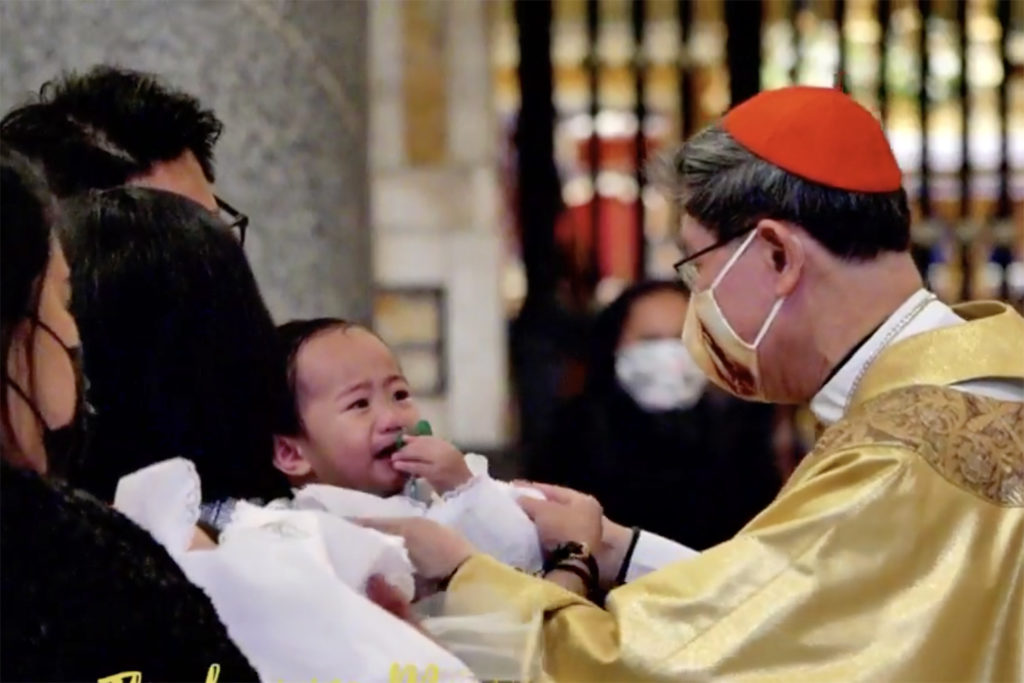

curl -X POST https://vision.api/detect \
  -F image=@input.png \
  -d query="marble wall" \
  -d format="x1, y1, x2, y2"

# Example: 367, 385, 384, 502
0, 0, 372, 323
1, 0, 508, 449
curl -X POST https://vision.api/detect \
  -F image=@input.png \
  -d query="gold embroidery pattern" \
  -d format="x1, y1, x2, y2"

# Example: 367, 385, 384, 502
812, 385, 1024, 506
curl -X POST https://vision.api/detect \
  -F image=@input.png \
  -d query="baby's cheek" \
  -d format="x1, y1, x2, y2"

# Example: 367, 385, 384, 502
326, 443, 372, 482
403, 401, 422, 424
348, 451, 377, 477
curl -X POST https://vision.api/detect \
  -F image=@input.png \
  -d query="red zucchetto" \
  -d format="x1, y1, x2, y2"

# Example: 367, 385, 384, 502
721, 86, 903, 193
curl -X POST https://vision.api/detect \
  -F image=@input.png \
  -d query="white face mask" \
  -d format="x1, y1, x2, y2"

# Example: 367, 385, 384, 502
615, 339, 708, 412
681, 230, 785, 402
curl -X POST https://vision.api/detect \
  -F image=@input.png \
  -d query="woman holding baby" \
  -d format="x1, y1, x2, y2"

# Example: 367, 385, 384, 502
3, 155, 478, 681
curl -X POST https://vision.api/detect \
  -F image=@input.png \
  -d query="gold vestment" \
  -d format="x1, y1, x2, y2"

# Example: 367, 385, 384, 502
447, 302, 1024, 681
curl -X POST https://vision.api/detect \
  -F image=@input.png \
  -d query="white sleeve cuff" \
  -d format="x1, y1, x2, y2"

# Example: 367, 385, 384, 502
625, 530, 699, 583
113, 457, 202, 555
428, 463, 544, 573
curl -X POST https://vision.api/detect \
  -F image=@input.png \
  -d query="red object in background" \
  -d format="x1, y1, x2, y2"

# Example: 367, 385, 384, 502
562, 128, 657, 284
572, 135, 660, 172
597, 195, 639, 280
563, 194, 640, 282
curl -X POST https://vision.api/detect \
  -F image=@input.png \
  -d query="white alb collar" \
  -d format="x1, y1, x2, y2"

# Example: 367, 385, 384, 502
809, 289, 964, 426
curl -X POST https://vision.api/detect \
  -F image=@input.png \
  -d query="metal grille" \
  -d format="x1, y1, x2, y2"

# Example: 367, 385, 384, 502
493, 0, 1024, 310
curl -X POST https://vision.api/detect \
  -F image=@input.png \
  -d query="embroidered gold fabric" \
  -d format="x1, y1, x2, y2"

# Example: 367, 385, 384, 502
852, 300, 1024, 407
813, 386, 1024, 506
446, 303, 1024, 682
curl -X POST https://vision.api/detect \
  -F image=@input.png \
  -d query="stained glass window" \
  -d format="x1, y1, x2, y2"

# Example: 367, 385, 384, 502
795, 0, 840, 87
846, 0, 883, 112
762, 0, 797, 90
494, 0, 1023, 312
642, 0, 684, 280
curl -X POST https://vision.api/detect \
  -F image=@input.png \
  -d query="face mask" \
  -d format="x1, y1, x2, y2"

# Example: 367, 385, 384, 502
5, 319, 93, 477
682, 230, 785, 402
615, 339, 708, 412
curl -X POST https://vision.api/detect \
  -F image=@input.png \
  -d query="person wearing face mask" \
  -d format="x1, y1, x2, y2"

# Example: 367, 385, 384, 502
362, 86, 1024, 681
0, 150, 258, 680
533, 281, 780, 552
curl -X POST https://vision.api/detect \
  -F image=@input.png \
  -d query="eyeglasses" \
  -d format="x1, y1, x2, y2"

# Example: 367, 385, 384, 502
673, 223, 757, 288
215, 196, 249, 245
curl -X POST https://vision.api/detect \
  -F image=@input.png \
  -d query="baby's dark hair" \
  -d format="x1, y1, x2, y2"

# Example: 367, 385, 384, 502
275, 317, 376, 436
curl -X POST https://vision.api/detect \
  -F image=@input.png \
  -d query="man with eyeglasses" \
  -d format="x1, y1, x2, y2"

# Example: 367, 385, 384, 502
1, 65, 248, 243
381, 86, 1024, 681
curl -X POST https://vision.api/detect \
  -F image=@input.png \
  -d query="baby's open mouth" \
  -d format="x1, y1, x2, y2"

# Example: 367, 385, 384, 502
373, 442, 401, 460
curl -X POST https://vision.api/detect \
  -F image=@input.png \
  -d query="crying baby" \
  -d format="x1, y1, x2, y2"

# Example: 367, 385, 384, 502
272, 318, 544, 572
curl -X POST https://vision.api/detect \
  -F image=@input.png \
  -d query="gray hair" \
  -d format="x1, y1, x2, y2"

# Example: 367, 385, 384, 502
651, 124, 910, 260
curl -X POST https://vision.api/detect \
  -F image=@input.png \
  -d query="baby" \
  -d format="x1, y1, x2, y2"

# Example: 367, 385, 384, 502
273, 318, 543, 572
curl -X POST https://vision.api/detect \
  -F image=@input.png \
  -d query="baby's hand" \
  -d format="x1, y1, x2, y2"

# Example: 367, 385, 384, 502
391, 435, 472, 494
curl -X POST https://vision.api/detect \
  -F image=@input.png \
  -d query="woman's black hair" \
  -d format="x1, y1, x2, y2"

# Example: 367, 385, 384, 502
0, 150, 56, 462
584, 280, 690, 395
60, 186, 289, 503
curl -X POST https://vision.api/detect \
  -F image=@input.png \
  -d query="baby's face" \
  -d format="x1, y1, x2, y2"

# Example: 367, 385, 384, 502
293, 327, 420, 495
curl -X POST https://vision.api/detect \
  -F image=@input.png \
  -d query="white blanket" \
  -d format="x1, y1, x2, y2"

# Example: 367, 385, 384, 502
293, 453, 547, 573
114, 458, 475, 683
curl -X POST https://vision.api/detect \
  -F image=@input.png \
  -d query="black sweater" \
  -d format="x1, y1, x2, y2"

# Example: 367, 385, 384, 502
0, 461, 257, 682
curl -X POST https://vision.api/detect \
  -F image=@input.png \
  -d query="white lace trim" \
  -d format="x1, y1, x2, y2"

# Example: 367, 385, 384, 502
438, 472, 487, 503
180, 459, 202, 531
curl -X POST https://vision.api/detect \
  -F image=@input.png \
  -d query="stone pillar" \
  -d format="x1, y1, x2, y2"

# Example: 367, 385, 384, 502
370, 0, 509, 450
0, 0, 371, 322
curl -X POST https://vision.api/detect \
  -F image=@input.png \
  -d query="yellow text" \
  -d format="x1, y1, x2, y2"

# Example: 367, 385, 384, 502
99, 664, 219, 683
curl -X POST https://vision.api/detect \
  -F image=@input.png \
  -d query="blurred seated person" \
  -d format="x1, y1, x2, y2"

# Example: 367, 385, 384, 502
532, 280, 781, 550
0, 150, 257, 681
58, 186, 477, 681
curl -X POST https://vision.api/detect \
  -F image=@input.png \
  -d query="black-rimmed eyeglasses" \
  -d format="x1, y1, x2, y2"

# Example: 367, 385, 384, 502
673, 223, 757, 287
216, 196, 249, 245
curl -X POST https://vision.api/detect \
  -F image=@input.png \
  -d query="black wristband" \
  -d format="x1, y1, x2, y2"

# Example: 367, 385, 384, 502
546, 561, 596, 596
543, 542, 576, 573
544, 542, 601, 589
614, 527, 642, 586
582, 551, 600, 587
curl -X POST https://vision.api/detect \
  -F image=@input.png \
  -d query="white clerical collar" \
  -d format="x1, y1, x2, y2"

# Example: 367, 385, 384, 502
809, 289, 964, 426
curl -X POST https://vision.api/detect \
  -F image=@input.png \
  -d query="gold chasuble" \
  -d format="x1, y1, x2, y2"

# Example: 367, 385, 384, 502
446, 302, 1024, 682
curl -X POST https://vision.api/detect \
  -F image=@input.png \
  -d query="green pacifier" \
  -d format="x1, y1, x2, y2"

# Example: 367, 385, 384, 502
396, 420, 434, 501
394, 419, 433, 449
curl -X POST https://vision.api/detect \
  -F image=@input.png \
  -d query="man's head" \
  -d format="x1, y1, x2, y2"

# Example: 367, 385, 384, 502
274, 319, 420, 496
1, 65, 223, 212
659, 86, 922, 405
